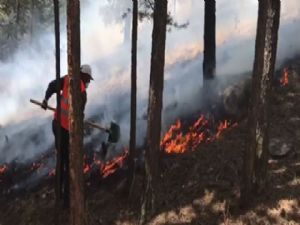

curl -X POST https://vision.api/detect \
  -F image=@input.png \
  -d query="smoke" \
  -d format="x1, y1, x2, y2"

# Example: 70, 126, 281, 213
0, 0, 300, 164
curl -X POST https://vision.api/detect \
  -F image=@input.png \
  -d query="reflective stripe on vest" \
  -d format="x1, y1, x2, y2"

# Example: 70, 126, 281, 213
54, 75, 86, 130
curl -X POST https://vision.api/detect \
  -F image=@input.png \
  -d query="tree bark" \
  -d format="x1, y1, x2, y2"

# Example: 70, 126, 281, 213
30, 0, 36, 41
241, 0, 280, 207
15, 0, 20, 25
53, 0, 63, 205
126, 0, 138, 199
67, 0, 85, 225
13, 0, 20, 48
203, 0, 216, 81
139, 0, 168, 224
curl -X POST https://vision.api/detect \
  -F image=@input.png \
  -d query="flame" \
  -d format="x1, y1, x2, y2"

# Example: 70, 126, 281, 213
46, 150, 129, 179
160, 115, 210, 153
160, 120, 182, 147
83, 164, 91, 174
280, 68, 289, 86
1, 148, 128, 186
101, 150, 128, 178
83, 154, 91, 174
215, 120, 228, 139
0, 165, 7, 174
82, 149, 128, 178
49, 169, 56, 177
161, 115, 236, 154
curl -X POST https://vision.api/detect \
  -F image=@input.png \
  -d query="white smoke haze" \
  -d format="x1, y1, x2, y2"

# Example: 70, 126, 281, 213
0, 0, 300, 164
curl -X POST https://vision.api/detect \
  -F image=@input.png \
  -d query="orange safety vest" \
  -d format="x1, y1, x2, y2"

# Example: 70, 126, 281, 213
54, 75, 86, 130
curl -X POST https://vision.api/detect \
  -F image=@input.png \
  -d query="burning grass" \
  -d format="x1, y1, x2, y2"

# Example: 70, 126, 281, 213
280, 68, 289, 86
0, 165, 7, 175
161, 115, 238, 154
1, 113, 238, 187
83, 149, 128, 178
0, 115, 237, 190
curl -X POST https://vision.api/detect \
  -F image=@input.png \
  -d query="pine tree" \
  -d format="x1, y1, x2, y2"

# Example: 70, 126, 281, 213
140, 0, 168, 224
241, 0, 281, 206
67, 0, 85, 224
202, 0, 216, 111
126, 0, 138, 199
53, 0, 63, 206
203, 0, 216, 81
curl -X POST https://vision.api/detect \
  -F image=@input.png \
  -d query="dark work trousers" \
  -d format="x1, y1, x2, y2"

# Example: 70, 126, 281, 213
52, 119, 69, 207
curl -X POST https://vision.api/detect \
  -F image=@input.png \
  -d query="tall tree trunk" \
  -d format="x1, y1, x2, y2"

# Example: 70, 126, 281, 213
15, 0, 20, 29
241, 0, 280, 206
53, 0, 63, 205
139, 0, 168, 224
13, 0, 20, 47
203, 0, 216, 81
67, 0, 85, 225
126, 0, 138, 199
30, 0, 35, 41
202, 0, 216, 112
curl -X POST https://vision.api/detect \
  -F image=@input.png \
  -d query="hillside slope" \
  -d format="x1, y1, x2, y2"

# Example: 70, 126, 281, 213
0, 59, 300, 225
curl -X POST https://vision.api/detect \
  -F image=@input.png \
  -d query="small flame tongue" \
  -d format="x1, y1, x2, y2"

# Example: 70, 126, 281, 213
83, 150, 129, 178
161, 115, 236, 154
101, 150, 128, 178
280, 68, 289, 86
0, 165, 7, 174
83, 164, 91, 174
216, 120, 228, 139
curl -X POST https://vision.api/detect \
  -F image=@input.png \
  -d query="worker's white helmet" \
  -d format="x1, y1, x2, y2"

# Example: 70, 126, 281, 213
80, 64, 93, 80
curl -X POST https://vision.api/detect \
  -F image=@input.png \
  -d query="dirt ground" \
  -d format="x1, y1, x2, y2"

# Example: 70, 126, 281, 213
0, 58, 300, 225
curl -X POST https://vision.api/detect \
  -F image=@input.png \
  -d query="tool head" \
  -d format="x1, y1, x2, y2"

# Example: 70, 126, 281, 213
107, 121, 120, 143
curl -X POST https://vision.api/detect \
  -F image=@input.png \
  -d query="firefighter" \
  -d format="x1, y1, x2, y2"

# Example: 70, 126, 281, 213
41, 64, 93, 206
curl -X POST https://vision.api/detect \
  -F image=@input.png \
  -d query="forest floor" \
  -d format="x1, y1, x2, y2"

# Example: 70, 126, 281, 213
0, 57, 300, 225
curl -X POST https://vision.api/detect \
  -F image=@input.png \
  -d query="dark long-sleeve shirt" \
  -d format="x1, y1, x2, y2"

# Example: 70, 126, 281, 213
44, 76, 87, 112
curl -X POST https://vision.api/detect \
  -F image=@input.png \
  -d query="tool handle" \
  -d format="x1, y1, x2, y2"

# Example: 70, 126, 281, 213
84, 121, 109, 132
30, 99, 56, 111
30, 99, 108, 132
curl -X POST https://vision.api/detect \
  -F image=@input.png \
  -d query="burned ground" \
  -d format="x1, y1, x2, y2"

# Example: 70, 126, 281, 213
0, 59, 300, 225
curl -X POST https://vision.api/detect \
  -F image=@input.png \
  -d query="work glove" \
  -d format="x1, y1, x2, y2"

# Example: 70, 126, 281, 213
41, 99, 48, 110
